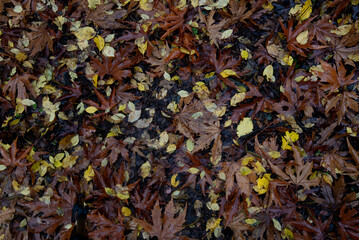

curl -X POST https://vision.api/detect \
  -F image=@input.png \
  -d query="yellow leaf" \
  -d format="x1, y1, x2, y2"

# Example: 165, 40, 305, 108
140, 161, 151, 178
281, 131, 299, 150
86, 106, 98, 113
94, 35, 105, 51
137, 41, 147, 55
0, 165, 7, 171
254, 161, 265, 174
16, 52, 27, 62
241, 50, 249, 60
137, 82, 145, 91
186, 139, 194, 152
220, 69, 237, 78
12, 180, 20, 191
159, 131, 169, 147
121, 207, 131, 217
221, 29, 233, 39
42, 96, 60, 122
239, 166, 252, 176
255, 174, 272, 194
206, 218, 221, 232
70, 135, 79, 147
284, 228, 294, 240
236, 117, 254, 138
331, 24, 352, 36
268, 151, 281, 159
230, 92, 245, 106
166, 144, 177, 153
84, 165, 95, 182
171, 174, 179, 187
272, 218, 282, 231
352, 0, 359, 5
296, 30, 309, 45
245, 218, 258, 225
300, 0, 312, 21
188, 167, 200, 174
322, 174, 333, 185
105, 187, 116, 196
139, 0, 153, 11
20, 187, 30, 196
88, 0, 101, 9
102, 46, 115, 57
263, 65, 275, 82
283, 54, 293, 66
92, 74, 98, 88
193, 82, 210, 99
74, 27, 96, 41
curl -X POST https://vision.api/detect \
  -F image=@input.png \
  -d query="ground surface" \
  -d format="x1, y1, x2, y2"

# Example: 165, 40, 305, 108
0, 0, 359, 239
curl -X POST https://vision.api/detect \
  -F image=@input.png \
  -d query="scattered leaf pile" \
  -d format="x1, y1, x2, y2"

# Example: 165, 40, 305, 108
1, 0, 359, 239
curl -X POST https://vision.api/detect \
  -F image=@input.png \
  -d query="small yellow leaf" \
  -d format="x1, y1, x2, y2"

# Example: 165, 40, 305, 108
121, 207, 131, 217
137, 41, 147, 55
255, 174, 271, 194
74, 27, 96, 41
137, 82, 145, 91
322, 174, 333, 185
281, 131, 299, 150
221, 29, 233, 39
20, 187, 30, 196
263, 65, 275, 82
92, 74, 98, 88
300, 0, 312, 21
296, 30, 309, 45
283, 54, 293, 66
230, 92, 246, 106
206, 218, 221, 232
0, 165, 7, 171
272, 218, 282, 231
331, 24, 352, 36
284, 228, 294, 240
241, 50, 249, 60
352, 0, 359, 5
139, 0, 153, 11
84, 165, 95, 182
167, 144, 177, 153
140, 161, 151, 178
268, 151, 281, 159
239, 166, 252, 176
12, 180, 20, 191
88, 0, 101, 9
94, 35, 105, 51
254, 161, 266, 174
16, 52, 27, 62
245, 218, 258, 225
188, 167, 200, 174
186, 139, 194, 152
159, 131, 169, 147
220, 69, 237, 78
171, 174, 179, 187
102, 46, 115, 57
105, 187, 116, 196
86, 106, 98, 114
70, 135, 79, 147
236, 117, 254, 138
21, 99, 36, 106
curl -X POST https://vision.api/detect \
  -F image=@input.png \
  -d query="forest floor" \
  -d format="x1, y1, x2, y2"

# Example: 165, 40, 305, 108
1, 0, 359, 239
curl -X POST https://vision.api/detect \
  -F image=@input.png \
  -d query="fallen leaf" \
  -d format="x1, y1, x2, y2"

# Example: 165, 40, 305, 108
237, 117, 254, 138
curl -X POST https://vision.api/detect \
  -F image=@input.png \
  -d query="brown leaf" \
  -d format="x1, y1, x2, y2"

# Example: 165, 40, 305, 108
3, 73, 37, 106
134, 198, 187, 240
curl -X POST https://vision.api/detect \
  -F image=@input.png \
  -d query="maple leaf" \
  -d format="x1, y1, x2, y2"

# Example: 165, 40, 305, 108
174, 100, 222, 164
25, 186, 77, 239
145, 42, 171, 77
156, 6, 191, 40
56, 81, 82, 111
321, 152, 357, 178
83, 87, 120, 119
90, 49, 136, 83
338, 206, 359, 240
3, 73, 37, 106
291, 216, 332, 240
105, 137, 129, 165
315, 61, 358, 95
325, 91, 359, 123
0, 138, 32, 180
311, 18, 336, 45
26, 23, 54, 56
268, 145, 319, 190
199, 10, 227, 47
134, 198, 187, 240
88, 209, 125, 239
